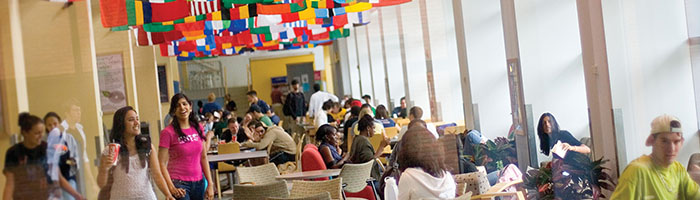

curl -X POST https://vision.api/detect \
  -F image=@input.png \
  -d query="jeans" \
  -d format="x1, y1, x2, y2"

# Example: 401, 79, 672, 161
270, 151, 295, 165
62, 178, 77, 200
173, 179, 205, 200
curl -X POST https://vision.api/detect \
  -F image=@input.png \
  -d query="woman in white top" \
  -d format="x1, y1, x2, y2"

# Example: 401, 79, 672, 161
97, 106, 174, 200
397, 126, 456, 200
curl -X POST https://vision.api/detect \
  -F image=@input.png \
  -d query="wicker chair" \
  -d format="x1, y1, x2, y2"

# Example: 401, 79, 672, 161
453, 171, 525, 200
267, 191, 331, 200
339, 160, 376, 200
289, 178, 343, 200
236, 163, 281, 185
233, 180, 289, 200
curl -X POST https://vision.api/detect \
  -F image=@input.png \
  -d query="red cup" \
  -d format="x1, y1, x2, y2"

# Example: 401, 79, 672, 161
232, 136, 237, 143
108, 143, 120, 166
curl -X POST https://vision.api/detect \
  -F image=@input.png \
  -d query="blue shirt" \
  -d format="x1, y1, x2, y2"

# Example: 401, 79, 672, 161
202, 102, 222, 115
254, 100, 271, 114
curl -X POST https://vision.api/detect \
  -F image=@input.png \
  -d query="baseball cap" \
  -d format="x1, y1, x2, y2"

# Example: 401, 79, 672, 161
650, 114, 682, 135
213, 111, 221, 119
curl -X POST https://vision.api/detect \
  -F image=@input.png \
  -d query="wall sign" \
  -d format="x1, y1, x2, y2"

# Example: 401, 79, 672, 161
96, 53, 128, 113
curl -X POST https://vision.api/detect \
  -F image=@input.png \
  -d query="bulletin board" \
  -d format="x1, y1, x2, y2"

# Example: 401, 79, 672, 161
96, 53, 128, 113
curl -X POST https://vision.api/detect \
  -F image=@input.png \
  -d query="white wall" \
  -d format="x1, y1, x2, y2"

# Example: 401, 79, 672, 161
366, 11, 389, 107
603, 0, 699, 168
400, 1, 430, 119
429, 0, 464, 123
515, 0, 590, 163
379, 7, 406, 108
463, 0, 511, 139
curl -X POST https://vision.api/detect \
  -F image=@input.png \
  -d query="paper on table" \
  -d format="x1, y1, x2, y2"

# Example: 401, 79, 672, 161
551, 140, 568, 159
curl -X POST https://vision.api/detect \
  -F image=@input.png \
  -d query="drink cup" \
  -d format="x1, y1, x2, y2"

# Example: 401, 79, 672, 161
108, 143, 120, 166
232, 136, 237, 143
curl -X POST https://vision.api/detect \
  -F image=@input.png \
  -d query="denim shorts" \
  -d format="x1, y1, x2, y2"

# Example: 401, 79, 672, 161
172, 178, 205, 200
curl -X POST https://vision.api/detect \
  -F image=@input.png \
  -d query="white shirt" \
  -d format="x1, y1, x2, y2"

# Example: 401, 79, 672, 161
61, 120, 89, 163
398, 168, 456, 200
397, 123, 438, 140
314, 110, 329, 129
308, 91, 338, 117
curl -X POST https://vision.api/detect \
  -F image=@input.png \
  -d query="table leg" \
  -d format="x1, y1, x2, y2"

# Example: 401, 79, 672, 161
215, 169, 221, 200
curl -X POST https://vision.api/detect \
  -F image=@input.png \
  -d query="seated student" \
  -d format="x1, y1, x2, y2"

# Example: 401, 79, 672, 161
397, 126, 456, 200
349, 105, 386, 137
221, 118, 243, 143
241, 120, 297, 165
375, 105, 396, 128
329, 102, 346, 124
248, 104, 274, 127
349, 115, 390, 181
246, 90, 280, 125
316, 124, 348, 169
342, 106, 362, 153
392, 97, 408, 119
398, 106, 438, 140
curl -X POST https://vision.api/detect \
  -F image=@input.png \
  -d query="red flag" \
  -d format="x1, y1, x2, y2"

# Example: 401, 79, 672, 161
163, 30, 184, 42
151, 0, 189, 22
333, 15, 348, 28
100, 0, 127, 27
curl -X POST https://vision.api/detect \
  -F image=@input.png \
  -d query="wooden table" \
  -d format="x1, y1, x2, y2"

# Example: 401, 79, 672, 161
208, 151, 269, 200
208, 151, 269, 163
275, 169, 342, 180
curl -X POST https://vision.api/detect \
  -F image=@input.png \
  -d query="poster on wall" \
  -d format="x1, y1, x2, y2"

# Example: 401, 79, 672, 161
157, 65, 169, 102
96, 53, 128, 113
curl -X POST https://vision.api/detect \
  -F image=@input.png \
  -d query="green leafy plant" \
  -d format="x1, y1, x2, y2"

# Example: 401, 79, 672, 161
523, 156, 616, 200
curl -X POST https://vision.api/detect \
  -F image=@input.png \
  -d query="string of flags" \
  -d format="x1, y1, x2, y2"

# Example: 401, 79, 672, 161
92, 0, 410, 60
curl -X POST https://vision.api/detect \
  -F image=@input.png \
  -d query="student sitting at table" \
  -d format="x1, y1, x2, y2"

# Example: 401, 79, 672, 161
316, 124, 348, 169
375, 105, 396, 128
248, 104, 274, 127
349, 115, 390, 181
221, 118, 245, 143
241, 120, 297, 165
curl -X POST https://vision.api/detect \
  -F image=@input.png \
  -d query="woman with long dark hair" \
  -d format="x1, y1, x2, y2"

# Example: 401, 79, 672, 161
536, 113, 590, 157
315, 124, 348, 169
536, 113, 593, 199
159, 93, 215, 200
96, 106, 174, 200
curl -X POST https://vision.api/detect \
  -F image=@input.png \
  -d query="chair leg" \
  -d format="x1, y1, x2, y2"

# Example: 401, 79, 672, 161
370, 180, 380, 200
215, 169, 222, 200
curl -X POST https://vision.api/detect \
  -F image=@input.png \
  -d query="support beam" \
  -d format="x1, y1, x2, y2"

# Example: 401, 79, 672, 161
396, 7, 412, 108
418, 0, 439, 122
500, 0, 537, 172
451, 0, 476, 130
364, 26, 377, 102
378, 9, 392, 108
575, 0, 620, 194
353, 26, 364, 96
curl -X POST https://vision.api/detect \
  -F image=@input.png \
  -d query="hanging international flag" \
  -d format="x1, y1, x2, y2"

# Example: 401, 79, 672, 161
151, 0, 189, 22
100, 0, 128, 27
189, 0, 220, 16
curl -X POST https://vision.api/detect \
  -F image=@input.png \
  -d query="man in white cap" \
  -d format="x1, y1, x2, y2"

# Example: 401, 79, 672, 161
611, 114, 700, 200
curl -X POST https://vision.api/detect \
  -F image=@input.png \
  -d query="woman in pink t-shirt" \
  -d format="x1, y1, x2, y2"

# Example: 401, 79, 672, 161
158, 93, 214, 200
